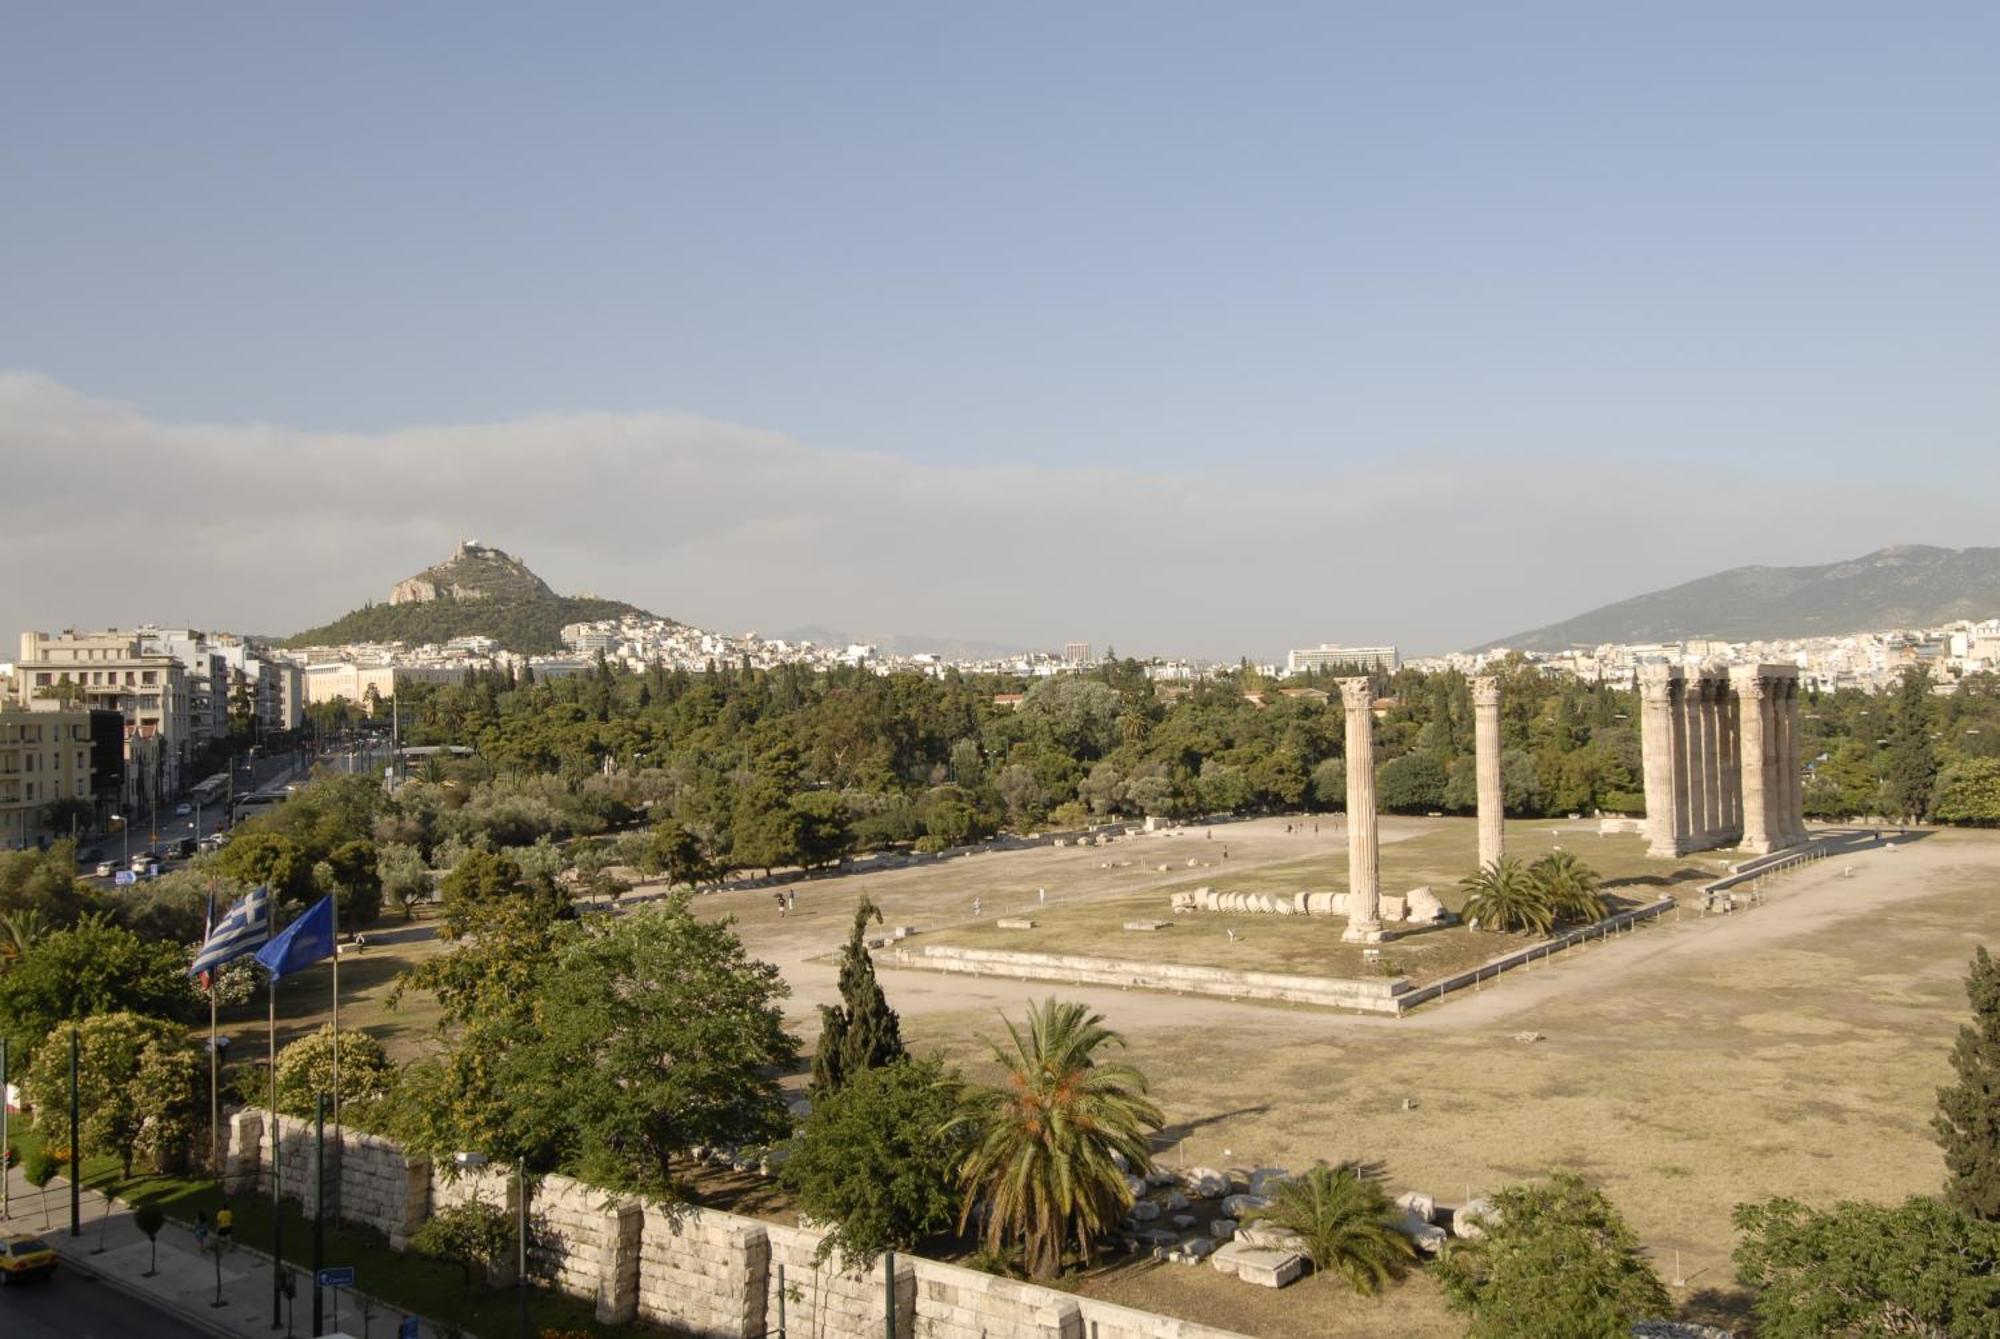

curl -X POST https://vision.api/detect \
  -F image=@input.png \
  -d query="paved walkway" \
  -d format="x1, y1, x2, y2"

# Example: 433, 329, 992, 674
0, 1163, 442, 1339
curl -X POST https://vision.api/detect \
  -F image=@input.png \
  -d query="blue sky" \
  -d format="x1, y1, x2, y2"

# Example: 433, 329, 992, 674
4, 4, 1997, 654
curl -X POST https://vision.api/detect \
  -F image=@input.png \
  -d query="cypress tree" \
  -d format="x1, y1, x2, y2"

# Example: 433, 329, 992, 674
1883, 667, 1939, 821
1938, 946, 2000, 1219
810, 895, 906, 1096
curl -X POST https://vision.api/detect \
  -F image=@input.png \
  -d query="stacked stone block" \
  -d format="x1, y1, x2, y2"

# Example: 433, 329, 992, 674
764, 1222, 914, 1339
636, 1204, 769, 1335
909, 1257, 1081, 1338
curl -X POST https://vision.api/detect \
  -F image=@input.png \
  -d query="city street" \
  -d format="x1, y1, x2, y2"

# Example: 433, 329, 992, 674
1, 1266, 216, 1339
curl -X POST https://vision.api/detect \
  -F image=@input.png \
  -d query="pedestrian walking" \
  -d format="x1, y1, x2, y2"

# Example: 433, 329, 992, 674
774, 892, 787, 918
788, 890, 797, 911
216, 1199, 233, 1244
972, 897, 982, 917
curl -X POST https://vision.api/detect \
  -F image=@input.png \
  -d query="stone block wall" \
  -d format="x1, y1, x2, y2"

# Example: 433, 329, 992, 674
764, 1222, 914, 1339
636, 1203, 768, 1336
897, 944, 1410, 1013
217, 1111, 1250, 1339
531, 1173, 641, 1324
909, 1256, 1080, 1339
340, 1128, 432, 1249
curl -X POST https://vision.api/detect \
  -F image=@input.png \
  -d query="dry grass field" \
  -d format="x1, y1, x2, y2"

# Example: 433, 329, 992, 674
249, 816, 2000, 1336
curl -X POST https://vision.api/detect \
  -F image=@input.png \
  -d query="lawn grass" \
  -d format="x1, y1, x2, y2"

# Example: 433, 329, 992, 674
3, 1124, 657, 1337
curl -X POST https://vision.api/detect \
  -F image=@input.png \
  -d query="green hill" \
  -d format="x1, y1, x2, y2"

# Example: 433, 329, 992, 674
286, 542, 662, 653
1485, 544, 2000, 651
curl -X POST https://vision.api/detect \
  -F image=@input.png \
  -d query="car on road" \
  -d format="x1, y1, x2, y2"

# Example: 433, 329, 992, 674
175, 802, 192, 816
94, 861, 116, 878
172, 837, 198, 858
0, 1233, 57, 1283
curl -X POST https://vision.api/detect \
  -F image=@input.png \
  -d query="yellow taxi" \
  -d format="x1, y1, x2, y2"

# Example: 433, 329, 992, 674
0, 1233, 57, 1283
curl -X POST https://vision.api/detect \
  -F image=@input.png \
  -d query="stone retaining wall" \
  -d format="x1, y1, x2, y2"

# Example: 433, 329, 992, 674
892, 945, 1410, 1014
218, 1111, 1248, 1338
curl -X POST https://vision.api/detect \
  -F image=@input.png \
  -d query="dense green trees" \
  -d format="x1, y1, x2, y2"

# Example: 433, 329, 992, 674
1733, 1195, 2000, 1336
782, 1055, 968, 1266
506, 900, 795, 1200
21, 1011, 197, 1179
0, 915, 197, 1066
1439, 1173, 1671, 1338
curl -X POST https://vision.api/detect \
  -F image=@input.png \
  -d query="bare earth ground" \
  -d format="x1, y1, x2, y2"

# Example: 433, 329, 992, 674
255, 817, 2000, 1337
690, 818, 1999, 1336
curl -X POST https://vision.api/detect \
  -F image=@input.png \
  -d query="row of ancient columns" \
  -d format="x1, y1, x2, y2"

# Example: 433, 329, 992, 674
1339, 674, 1509, 945
1640, 664, 1806, 858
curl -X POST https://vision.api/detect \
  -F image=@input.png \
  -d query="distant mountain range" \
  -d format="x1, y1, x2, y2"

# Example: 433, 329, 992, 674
1485, 545, 2000, 652
773, 624, 1031, 662
286, 542, 659, 654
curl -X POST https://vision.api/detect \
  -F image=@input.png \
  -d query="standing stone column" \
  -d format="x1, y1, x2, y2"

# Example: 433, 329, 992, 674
1730, 666, 1776, 854
1683, 678, 1711, 850
1339, 677, 1383, 943
1702, 677, 1727, 844
1472, 676, 1504, 872
1716, 684, 1742, 843
1778, 675, 1805, 846
1639, 666, 1684, 858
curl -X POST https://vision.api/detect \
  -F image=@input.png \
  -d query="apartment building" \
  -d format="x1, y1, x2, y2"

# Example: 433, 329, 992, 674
15, 629, 190, 806
0, 707, 94, 849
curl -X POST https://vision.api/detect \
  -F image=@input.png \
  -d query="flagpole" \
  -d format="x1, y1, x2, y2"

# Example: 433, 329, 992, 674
330, 890, 341, 1228
206, 883, 220, 1180
209, 982, 220, 1177
330, 892, 340, 1131
269, 945, 283, 1328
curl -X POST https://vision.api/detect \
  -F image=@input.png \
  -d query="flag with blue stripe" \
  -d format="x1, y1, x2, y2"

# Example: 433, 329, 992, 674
189, 886, 272, 978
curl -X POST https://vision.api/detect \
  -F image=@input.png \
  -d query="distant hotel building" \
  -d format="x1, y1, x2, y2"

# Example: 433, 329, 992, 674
1063, 642, 1093, 666
1287, 643, 1399, 674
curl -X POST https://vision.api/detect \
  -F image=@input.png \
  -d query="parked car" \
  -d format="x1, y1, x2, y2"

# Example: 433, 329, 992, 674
0, 1233, 57, 1283
175, 802, 193, 816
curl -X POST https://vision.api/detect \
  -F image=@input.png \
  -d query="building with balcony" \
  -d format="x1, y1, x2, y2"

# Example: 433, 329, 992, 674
0, 707, 94, 850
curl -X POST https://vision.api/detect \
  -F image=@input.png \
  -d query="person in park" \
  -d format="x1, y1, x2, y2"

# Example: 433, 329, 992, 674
215, 1199, 233, 1244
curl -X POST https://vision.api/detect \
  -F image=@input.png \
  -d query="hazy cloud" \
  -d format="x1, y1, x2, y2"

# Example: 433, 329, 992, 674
2, 373, 1990, 659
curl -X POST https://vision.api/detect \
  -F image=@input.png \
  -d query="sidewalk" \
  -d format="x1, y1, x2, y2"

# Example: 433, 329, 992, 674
1, 1163, 448, 1339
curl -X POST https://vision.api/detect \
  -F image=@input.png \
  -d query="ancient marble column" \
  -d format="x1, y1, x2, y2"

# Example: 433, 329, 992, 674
1339, 677, 1383, 943
1778, 676, 1805, 846
1730, 666, 1776, 854
1717, 683, 1742, 843
1683, 678, 1711, 850
1639, 666, 1684, 858
1702, 677, 1728, 844
1472, 676, 1504, 871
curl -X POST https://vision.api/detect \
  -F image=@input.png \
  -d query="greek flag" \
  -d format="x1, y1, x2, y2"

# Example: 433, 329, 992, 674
189, 886, 272, 978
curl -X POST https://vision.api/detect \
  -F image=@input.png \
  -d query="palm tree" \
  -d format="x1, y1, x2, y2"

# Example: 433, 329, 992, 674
1458, 856, 1554, 935
0, 908, 51, 972
956, 997, 1163, 1280
1531, 849, 1607, 924
1247, 1163, 1416, 1294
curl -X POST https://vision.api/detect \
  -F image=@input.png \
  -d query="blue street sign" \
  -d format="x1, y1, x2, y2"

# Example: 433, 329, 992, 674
113, 870, 136, 887
316, 1265, 356, 1287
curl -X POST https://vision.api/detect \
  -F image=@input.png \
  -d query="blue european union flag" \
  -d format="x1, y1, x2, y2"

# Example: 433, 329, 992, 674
254, 894, 335, 980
